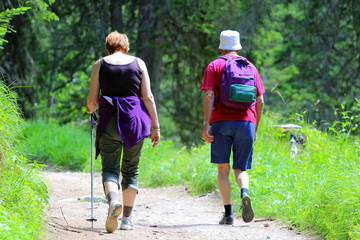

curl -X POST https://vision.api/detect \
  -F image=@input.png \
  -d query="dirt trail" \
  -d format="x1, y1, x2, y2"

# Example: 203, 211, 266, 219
44, 172, 318, 240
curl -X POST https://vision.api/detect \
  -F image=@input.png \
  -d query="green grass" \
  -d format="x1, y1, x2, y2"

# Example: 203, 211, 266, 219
139, 139, 217, 192
18, 120, 91, 171
0, 80, 49, 240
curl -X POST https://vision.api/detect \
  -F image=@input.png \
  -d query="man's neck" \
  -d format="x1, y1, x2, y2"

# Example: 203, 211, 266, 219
220, 50, 239, 56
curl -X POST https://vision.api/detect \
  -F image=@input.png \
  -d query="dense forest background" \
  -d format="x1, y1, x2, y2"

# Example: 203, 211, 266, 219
1, 0, 359, 145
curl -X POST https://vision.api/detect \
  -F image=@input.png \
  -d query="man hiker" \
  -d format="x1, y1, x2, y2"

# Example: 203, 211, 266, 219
201, 30, 265, 224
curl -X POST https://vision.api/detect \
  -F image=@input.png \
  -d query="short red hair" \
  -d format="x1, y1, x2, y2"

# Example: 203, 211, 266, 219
105, 31, 129, 54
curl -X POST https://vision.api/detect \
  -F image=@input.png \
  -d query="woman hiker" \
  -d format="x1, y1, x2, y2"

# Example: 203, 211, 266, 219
86, 31, 160, 233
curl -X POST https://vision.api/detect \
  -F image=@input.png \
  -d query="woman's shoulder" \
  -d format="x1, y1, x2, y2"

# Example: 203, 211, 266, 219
135, 57, 147, 71
101, 53, 134, 65
92, 59, 102, 70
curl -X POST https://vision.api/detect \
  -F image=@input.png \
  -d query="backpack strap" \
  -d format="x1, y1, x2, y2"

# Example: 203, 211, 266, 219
218, 55, 249, 64
218, 55, 230, 61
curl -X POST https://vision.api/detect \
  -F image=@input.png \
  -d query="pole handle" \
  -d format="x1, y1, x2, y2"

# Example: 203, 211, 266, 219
91, 113, 98, 127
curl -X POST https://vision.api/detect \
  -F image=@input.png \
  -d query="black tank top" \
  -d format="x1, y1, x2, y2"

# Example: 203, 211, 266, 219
99, 57, 142, 97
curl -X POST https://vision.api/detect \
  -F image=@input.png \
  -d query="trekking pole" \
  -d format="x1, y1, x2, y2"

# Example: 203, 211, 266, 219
87, 113, 97, 227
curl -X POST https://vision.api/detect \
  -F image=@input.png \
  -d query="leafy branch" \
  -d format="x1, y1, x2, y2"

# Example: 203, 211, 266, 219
0, 7, 30, 49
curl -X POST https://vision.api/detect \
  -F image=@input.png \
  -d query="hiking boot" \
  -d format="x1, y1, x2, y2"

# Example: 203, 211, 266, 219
219, 214, 234, 225
105, 202, 122, 233
120, 217, 133, 230
241, 193, 254, 223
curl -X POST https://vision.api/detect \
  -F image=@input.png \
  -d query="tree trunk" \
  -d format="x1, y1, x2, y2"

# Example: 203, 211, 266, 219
110, 0, 123, 31
135, 0, 165, 99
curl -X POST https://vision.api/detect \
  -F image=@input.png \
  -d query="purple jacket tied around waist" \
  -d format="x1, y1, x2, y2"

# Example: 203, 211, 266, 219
95, 96, 151, 158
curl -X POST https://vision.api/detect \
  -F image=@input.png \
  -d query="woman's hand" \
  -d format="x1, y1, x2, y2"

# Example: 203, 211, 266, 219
151, 128, 160, 147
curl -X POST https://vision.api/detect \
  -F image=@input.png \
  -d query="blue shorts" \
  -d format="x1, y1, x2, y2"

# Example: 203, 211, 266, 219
211, 121, 255, 170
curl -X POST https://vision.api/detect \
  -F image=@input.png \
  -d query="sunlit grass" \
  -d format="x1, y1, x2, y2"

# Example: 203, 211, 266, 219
0, 81, 49, 239
0, 156, 48, 239
252, 113, 360, 239
139, 140, 217, 192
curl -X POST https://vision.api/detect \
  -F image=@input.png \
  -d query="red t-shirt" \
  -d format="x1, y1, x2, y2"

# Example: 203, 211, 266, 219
201, 55, 265, 125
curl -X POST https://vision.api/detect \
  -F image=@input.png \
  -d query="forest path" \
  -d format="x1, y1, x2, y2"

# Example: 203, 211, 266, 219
44, 171, 318, 240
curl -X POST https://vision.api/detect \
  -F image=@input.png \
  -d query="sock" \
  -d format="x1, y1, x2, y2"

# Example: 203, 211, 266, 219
104, 181, 119, 205
241, 188, 249, 198
224, 204, 232, 217
106, 192, 119, 205
123, 205, 133, 218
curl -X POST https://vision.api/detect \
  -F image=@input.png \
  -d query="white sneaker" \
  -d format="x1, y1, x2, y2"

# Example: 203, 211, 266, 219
120, 217, 133, 230
105, 202, 122, 233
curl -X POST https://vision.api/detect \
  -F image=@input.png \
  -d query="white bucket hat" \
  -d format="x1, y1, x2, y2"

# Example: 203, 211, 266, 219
218, 30, 242, 50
